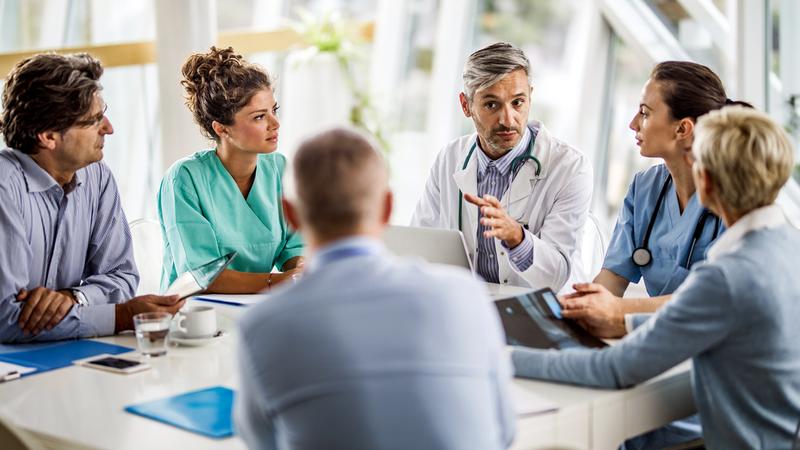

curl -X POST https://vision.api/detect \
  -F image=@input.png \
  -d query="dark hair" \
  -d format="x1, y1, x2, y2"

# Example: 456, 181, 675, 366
0, 53, 103, 154
651, 61, 752, 121
181, 46, 272, 141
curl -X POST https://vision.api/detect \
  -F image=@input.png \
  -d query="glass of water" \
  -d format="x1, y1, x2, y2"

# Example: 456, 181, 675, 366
133, 312, 172, 357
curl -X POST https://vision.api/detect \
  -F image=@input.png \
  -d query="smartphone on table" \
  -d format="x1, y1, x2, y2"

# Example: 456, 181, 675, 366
74, 354, 150, 374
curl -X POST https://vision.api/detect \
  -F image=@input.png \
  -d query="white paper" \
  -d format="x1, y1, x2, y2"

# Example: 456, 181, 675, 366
0, 361, 36, 377
511, 383, 558, 416
192, 294, 267, 306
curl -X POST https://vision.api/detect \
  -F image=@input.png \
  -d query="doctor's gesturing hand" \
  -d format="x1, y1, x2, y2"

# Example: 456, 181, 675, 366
464, 193, 524, 249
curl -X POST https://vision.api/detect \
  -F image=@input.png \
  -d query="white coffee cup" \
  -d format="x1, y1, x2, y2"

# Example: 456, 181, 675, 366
175, 306, 217, 339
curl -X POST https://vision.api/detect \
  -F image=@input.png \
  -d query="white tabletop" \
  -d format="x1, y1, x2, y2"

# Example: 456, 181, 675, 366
0, 290, 695, 450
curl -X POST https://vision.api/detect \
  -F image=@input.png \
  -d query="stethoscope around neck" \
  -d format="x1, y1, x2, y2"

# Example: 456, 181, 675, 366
631, 174, 721, 269
457, 129, 542, 232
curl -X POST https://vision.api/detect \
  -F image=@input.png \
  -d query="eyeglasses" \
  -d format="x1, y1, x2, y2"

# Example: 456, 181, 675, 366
74, 104, 109, 128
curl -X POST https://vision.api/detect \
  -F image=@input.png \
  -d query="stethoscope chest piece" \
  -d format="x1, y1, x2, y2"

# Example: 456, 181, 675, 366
629, 173, 721, 270
632, 247, 652, 267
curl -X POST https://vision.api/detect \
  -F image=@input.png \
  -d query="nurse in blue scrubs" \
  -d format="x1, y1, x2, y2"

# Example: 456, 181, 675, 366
561, 61, 752, 338
158, 47, 303, 293
559, 61, 750, 450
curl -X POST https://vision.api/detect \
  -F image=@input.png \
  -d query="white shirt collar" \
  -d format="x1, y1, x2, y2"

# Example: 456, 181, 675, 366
707, 204, 787, 261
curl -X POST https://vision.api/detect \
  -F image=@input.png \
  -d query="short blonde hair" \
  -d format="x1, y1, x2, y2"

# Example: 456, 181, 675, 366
693, 106, 795, 215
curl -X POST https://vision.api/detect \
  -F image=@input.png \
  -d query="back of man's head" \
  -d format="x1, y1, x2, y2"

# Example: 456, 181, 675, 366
0, 53, 103, 154
286, 127, 389, 242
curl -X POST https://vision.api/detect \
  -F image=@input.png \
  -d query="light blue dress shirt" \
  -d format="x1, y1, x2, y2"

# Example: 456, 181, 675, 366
235, 237, 515, 450
604, 164, 723, 296
475, 127, 535, 283
0, 149, 138, 343
512, 209, 800, 450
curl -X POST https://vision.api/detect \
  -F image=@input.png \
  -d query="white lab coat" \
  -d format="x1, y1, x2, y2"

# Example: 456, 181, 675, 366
411, 120, 592, 292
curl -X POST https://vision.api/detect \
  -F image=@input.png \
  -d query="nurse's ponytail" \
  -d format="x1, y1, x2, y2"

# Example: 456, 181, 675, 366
181, 46, 273, 142
650, 61, 753, 121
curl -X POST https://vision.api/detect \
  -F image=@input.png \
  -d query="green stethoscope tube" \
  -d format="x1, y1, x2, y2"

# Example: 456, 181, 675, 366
457, 133, 541, 231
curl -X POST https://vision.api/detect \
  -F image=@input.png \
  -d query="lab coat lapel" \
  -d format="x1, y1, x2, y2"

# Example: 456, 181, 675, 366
453, 155, 479, 249
505, 161, 538, 205
505, 122, 548, 220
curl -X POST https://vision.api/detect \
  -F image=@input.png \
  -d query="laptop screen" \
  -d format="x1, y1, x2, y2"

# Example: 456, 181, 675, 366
382, 226, 473, 272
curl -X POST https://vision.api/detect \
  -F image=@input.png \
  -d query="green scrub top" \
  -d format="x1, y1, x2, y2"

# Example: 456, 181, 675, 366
157, 149, 304, 291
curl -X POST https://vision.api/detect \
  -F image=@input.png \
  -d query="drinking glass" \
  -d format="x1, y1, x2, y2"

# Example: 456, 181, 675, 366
133, 312, 172, 357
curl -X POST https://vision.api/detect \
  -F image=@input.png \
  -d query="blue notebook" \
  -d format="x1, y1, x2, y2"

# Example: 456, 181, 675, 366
125, 386, 235, 439
0, 340, 133, 375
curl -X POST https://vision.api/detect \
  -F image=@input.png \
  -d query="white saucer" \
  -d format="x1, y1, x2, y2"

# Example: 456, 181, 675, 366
169, 330, 228, 347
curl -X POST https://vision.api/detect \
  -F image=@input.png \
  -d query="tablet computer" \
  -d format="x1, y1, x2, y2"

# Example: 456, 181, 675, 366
165, 252, 237, 299
494, 288, 607, 349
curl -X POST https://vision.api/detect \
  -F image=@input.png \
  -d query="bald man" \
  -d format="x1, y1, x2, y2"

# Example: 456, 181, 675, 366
235, 128, 515, 450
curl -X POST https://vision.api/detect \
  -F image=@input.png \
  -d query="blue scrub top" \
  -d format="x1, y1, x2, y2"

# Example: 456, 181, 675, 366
603, 164, 724, 297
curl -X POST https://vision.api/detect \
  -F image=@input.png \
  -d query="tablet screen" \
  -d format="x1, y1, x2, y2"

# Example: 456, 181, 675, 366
540, 289, 563, 319
494, 288, 606, 350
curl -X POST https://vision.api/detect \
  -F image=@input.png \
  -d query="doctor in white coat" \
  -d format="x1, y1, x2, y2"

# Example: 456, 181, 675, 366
412, 42, 592, 292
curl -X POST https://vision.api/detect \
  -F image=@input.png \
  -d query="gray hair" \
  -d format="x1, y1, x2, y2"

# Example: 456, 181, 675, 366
462, 42, 531, 100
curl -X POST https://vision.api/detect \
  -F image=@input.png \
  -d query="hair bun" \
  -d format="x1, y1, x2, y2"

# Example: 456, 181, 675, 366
180, 47, 243, 96
179, 46, 271, 142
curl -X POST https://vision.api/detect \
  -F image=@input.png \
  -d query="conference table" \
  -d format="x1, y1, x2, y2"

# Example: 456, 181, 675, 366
0, 285, 695, 450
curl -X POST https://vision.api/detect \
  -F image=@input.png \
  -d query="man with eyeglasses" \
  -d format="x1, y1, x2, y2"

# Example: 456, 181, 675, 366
0, 53, 184, 343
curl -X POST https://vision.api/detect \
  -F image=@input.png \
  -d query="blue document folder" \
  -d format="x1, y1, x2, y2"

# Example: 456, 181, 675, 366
124, 386, 235, 439
0, 340, 132, 374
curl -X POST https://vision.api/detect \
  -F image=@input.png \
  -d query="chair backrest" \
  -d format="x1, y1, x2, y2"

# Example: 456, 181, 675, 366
0, 417, 43, 450
129, 218, 164, 295
579, 211, 607, 279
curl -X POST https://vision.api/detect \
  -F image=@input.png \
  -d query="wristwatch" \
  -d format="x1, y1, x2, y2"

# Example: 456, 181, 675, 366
70, 289, 89, 306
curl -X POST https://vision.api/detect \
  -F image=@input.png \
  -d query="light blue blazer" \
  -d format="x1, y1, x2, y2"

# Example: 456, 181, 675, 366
513, 223, 800, 450
235, 238, 515, 450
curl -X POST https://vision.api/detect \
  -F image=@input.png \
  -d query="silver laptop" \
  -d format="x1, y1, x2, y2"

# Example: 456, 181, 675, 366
381, 225, 474, 272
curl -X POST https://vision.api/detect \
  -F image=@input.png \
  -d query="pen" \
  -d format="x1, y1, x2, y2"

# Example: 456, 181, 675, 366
1, 371, 20, 382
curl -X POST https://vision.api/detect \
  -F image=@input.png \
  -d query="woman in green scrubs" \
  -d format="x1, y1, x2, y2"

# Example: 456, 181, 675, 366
158, 46, 303, 293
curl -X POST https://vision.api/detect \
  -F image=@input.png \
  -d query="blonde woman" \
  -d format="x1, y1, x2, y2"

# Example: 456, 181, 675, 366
513, 107, 800, 449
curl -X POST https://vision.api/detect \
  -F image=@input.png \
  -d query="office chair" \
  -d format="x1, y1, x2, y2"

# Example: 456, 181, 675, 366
580, 211, 607, 278
129, 218, 164, 295
792, 417, 800, 450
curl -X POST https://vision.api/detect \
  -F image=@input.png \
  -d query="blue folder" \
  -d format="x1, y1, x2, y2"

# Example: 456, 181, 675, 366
0, 340, 133, 375
124, 386, 235, 439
